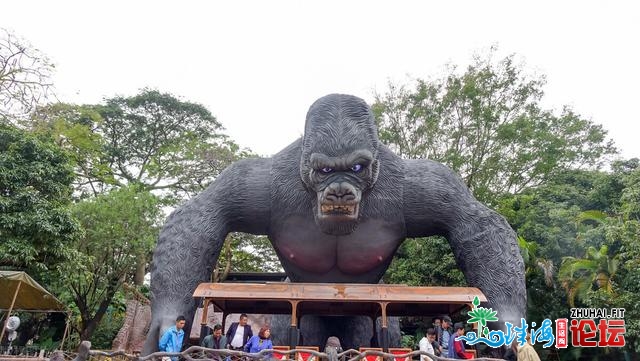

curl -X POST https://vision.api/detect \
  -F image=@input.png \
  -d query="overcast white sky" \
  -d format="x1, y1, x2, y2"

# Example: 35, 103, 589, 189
3, 0, 639, 159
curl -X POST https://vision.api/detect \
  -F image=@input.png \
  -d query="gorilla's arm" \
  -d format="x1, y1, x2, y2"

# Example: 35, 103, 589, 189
142, 158, 271, 354
402, 159, 526, 325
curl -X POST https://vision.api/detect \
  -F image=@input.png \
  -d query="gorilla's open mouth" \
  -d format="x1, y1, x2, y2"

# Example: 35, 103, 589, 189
315, 182, 361, 234
320, 203, 359, 218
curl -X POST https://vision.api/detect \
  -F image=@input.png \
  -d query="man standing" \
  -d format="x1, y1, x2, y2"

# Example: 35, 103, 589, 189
439, 316, 452, 356
432, 318, 442, 342
159, 316, 186, 361
418, 328, 436, 361
226, 314, 253, 350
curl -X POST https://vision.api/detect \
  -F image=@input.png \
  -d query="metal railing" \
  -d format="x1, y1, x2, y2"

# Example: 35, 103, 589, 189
48, 341, 507, 361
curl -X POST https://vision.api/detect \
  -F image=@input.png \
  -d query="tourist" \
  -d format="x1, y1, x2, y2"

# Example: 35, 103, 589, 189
203, 324, 228, 349
244, 325, 273, 358
518, 332, 541, 361
159, 315, 186, 361
202, 324, 228, 360
227, 314, 253, 351
418, 328, 436, 361
439, 316, 452, 355
432, 317, 442, 343
448, 322, 473, 359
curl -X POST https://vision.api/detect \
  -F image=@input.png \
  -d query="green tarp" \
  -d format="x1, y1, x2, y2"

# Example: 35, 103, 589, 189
0, 271, 66, 312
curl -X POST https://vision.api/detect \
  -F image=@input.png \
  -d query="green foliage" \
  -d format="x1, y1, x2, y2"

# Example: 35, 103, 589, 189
373, 49, 616, 204
400, 333, 416, 350
214, 233, 283, 281
30, 103, 116, 196
384, 237, 465, 286
502, 162, 640, 355
59, 185, 162, 340
0, 124, 80, 278
30, 90, 249, 201
97, 89, 249, 200
90, 306, 126, 350
558, 245, 618, 307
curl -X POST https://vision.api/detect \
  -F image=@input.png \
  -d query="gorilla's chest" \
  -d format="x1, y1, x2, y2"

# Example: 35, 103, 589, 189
270, 215, 405, 276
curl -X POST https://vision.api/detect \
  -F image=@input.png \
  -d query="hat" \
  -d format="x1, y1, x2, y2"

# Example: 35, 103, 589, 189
454, 322, 464, 330
442, 316, 452, 323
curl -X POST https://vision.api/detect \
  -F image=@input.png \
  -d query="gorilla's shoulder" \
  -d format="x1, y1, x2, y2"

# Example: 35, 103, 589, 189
402, 158, 462, 180
271, 138, 303, 175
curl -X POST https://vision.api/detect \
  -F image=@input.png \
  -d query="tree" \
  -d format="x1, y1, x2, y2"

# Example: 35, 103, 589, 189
558, 244, 618, 307
0, 124, 80, 278
212, 233, 283, 282
384, 236, 465, 286
30, 103, 115, 196
381, 51, 616, 301
30, 90, 248, 199
518, 236, 554, 287
372, 50, 616, 204
0, 28, 55, 122
97, 89, 248, 199
60, 185, 162, 341
501, 162, 640, 357
30, 92, 254, 285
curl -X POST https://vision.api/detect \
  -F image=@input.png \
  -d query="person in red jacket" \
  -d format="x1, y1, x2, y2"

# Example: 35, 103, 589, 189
452, 323, 474, 359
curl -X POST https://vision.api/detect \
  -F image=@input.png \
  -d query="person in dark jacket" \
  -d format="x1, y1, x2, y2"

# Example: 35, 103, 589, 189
202, 324, 227, 361
227, 314, 253, 350
202, 324, 228, 349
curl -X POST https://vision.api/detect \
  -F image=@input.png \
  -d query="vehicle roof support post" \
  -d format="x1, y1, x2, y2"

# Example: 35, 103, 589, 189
222, 310, 228, 333
289, 300, 300, 349
379, 302, 389, 352
200, 298, 211, 343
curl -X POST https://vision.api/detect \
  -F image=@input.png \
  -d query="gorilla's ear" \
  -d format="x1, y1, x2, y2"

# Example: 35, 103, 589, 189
370, 158, 380, 186
300, 156, 313, 189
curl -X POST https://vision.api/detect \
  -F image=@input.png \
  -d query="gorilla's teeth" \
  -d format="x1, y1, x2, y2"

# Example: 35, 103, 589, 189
321, 204, 356, 215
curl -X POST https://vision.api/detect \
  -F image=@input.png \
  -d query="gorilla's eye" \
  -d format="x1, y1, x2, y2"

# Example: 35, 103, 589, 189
351, 164, 364, 173
320, 167, 334, 174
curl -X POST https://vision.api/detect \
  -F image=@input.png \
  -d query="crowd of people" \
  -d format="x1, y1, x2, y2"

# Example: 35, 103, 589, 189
158, 314, 541, 361
417, 316, 473, 360
417, 315, 542, 361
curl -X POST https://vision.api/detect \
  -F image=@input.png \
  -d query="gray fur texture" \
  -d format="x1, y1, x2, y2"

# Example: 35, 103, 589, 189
142, 94, 526, 353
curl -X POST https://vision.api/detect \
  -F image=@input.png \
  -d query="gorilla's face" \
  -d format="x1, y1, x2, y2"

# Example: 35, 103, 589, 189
308, 149, 376, 234
300, 94, 380, 235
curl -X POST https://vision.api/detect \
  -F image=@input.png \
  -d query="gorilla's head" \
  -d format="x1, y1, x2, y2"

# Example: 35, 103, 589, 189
300, 94, 381, 235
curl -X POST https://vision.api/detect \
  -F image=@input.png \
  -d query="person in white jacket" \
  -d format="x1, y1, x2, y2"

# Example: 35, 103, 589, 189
418, 328, 437, 361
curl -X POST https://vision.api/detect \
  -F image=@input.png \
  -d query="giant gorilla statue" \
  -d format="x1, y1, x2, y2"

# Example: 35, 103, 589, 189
143, 94, 526, 353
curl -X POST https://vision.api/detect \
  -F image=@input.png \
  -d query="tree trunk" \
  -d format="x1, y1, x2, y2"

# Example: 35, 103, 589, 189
79, 287, 119, 340
134, 255, 146, 286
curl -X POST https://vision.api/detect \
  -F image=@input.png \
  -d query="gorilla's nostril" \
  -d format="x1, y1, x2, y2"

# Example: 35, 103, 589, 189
325, 194, 338, 202
343, 194, 356, 202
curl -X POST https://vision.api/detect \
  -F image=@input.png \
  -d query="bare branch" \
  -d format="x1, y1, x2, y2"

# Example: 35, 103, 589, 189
0, 28, 55, 122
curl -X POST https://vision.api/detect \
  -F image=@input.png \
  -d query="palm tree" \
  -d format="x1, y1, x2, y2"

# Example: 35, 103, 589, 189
558, 244, 619, 307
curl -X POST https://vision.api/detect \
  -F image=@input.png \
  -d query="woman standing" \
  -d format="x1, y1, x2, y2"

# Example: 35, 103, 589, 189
244, 325, 273, 358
